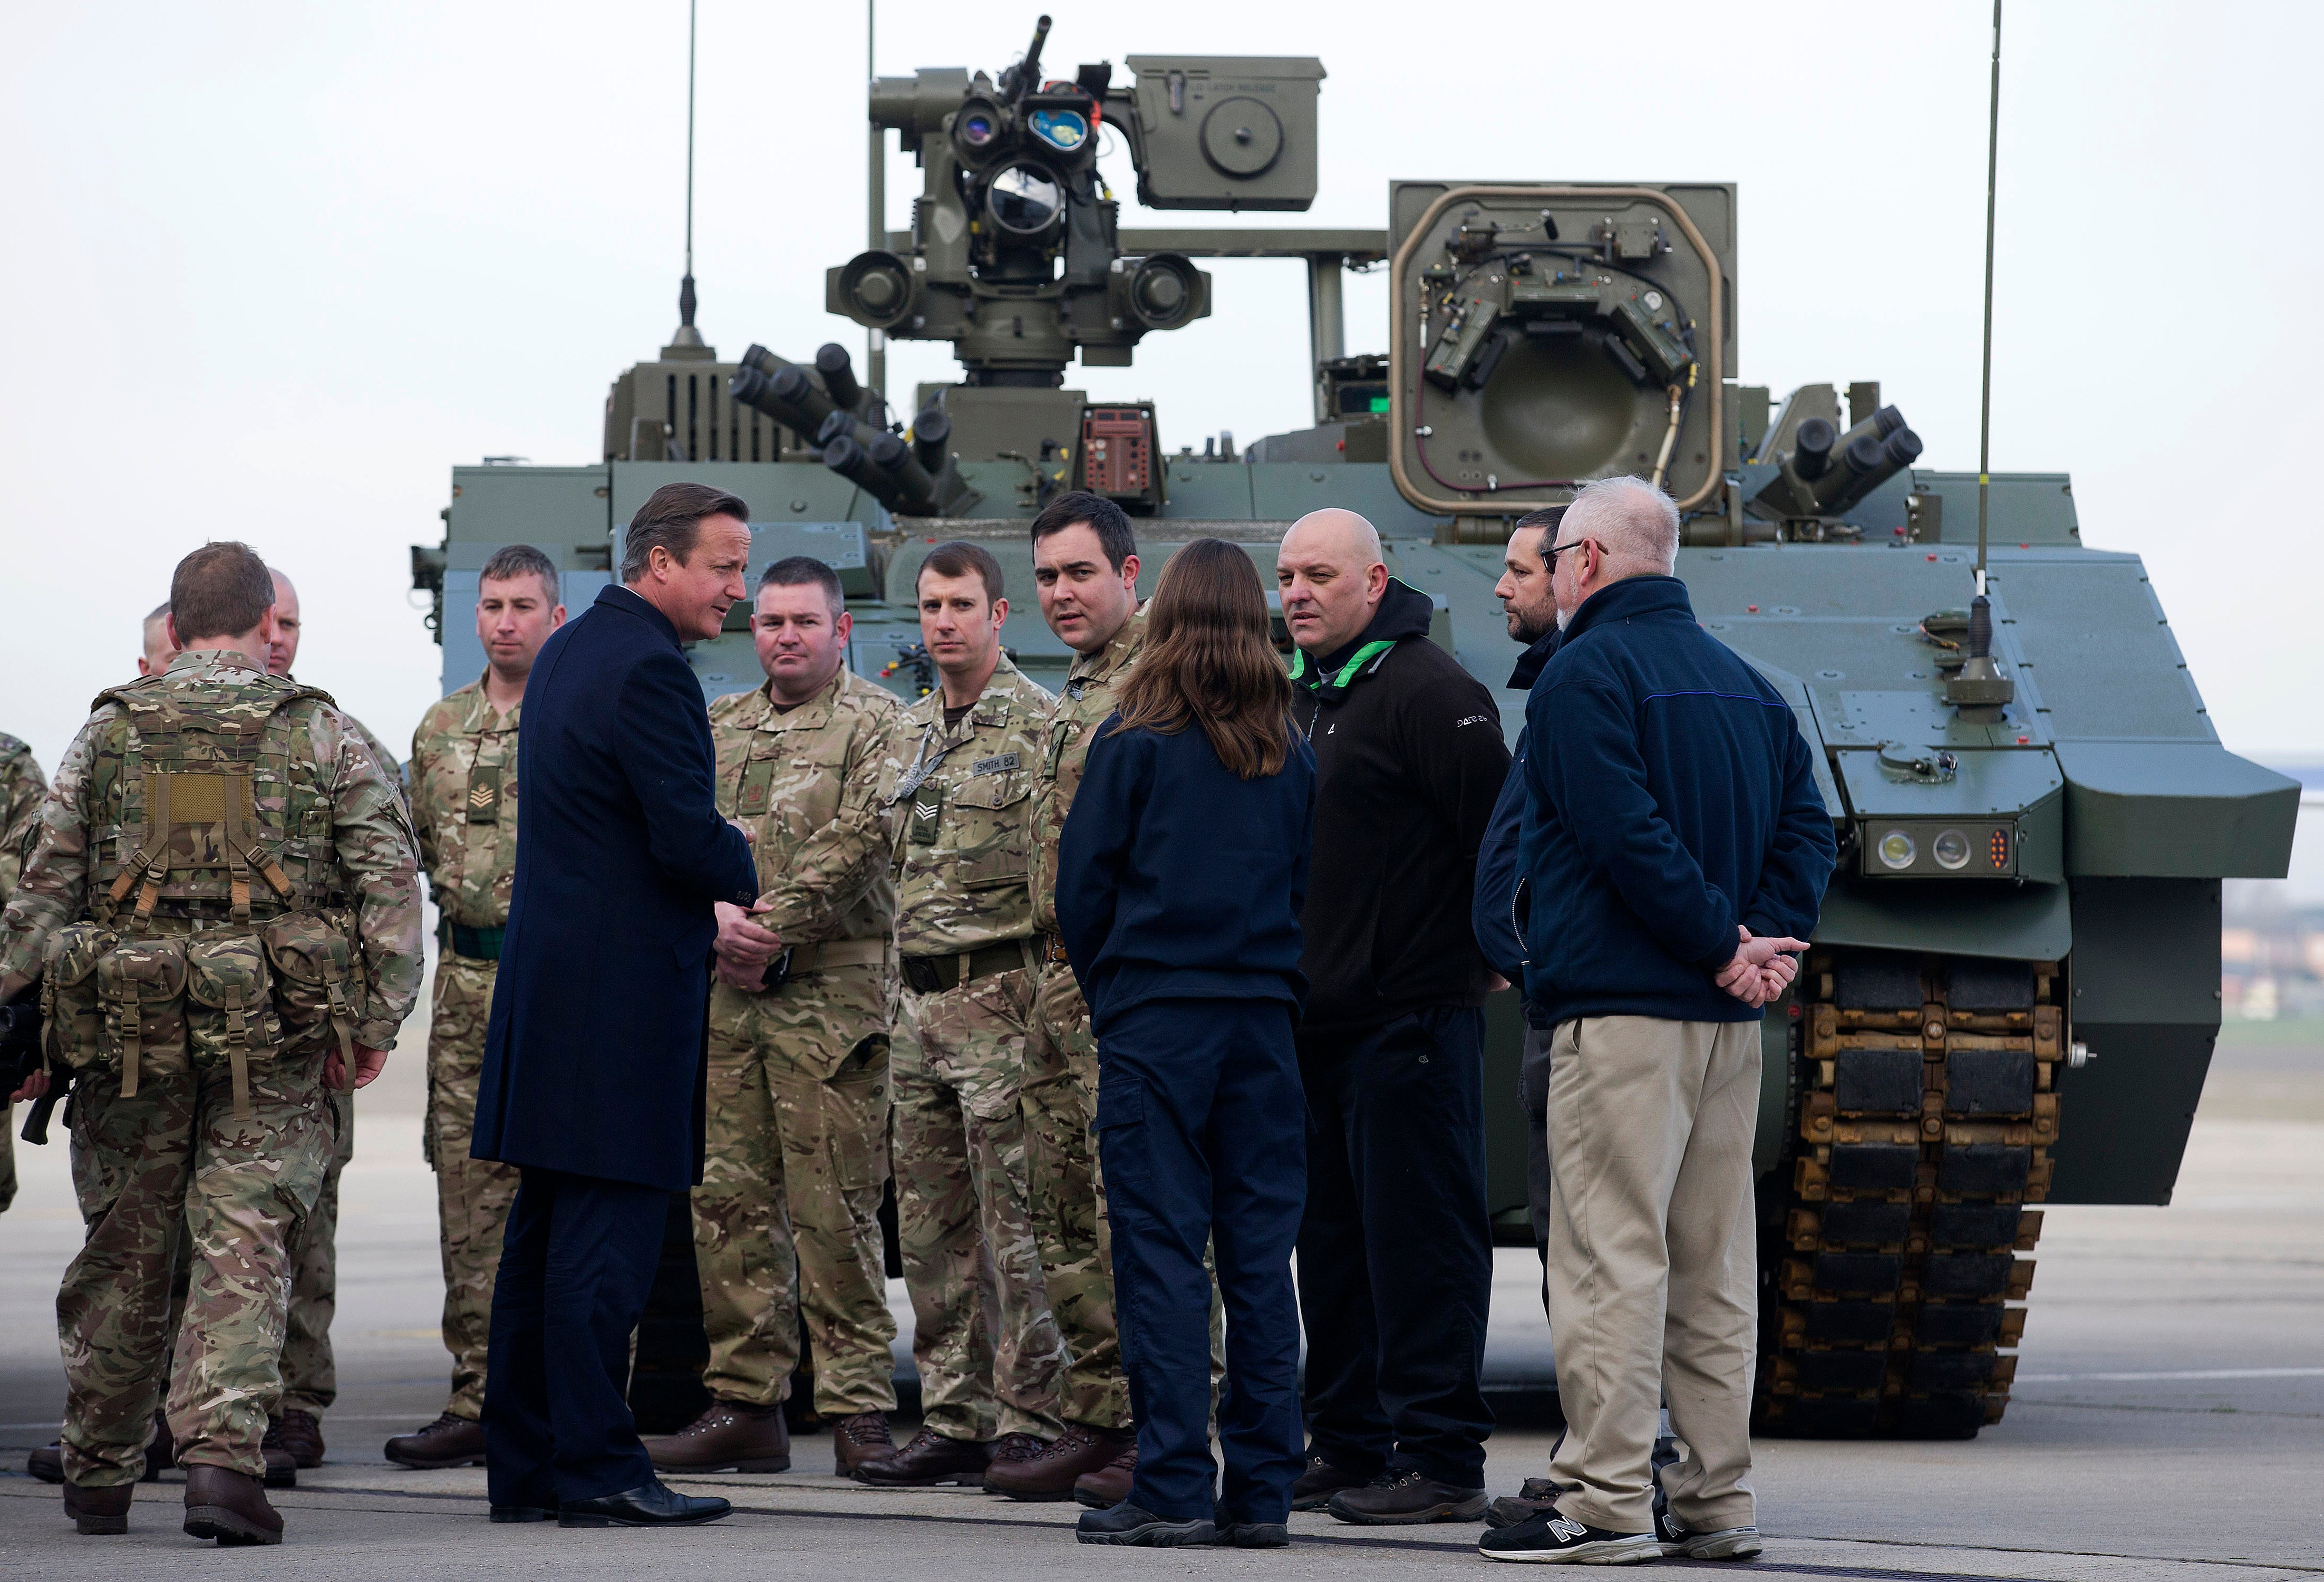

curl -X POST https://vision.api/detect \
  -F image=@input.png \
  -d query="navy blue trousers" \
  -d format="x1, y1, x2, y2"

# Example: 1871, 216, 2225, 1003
483, 1167, 669, 1507
1095, 996, 1306, 1523
1296, 1005, 1495, 1487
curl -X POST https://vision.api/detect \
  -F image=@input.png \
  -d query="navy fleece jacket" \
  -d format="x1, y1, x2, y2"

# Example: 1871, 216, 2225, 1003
1056, 717, 1316, 1030
1472, 627, 1560, 983
1518, 575, 1835, 1026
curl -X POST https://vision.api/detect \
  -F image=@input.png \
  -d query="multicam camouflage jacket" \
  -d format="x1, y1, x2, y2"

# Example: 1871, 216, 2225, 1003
884, 658, 1054, 958
409, 676, 519, 931
344, 711, 409, 814
1027, 607, 1145, 938
0, 732, 49, 905
0, 650, 425, 1048
710, 667, 902, 946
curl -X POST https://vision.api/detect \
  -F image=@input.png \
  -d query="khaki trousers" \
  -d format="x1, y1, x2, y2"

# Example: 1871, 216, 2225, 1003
1545, 1015, 1758, 1535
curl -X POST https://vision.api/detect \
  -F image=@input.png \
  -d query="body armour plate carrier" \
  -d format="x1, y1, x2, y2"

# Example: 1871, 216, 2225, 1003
39, 673, 360, 1117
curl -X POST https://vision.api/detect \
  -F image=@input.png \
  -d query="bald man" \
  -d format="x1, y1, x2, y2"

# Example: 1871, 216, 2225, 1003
138, 602, 179, 676
1274, 510, 1510, 1525
262, 568, 406, 1472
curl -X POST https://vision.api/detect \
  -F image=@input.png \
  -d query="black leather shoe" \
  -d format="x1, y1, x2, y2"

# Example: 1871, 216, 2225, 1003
1075, 1501, 1217, 1547
489, 1504, 559, 1523
1290, 1451, 1374, 1512
1326, 1469, 1489, 1525
558, 1479, 733, 1528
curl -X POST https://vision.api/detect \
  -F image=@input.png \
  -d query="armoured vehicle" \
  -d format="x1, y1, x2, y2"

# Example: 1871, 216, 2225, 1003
415, 18, 2301, 1438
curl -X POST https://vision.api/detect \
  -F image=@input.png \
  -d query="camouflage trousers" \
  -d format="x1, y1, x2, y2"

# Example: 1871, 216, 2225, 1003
1023, 962, 1125, 1429
61, 1052, 331, 1485
893, 963, 1066, 1442
694, 963, 898, 1417
425, 954, 522, 1421
278, 1087, 353, 1414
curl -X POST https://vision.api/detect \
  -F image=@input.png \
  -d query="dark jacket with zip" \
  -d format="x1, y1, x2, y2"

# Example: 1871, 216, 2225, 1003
1471, 628, 1560, 985
1055, 717, 1315, 1030
1517, 575, 1835, 1028
1291, 578, 1511, 1030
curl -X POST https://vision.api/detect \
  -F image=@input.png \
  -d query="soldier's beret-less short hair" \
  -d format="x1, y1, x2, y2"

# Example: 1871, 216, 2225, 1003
1029, 490, 1137, 572
759, 555, 845, 615
479, 543, 562, 603
170, 543, 274, 645
621, 482, 751, 585
917, 541, 1005, 605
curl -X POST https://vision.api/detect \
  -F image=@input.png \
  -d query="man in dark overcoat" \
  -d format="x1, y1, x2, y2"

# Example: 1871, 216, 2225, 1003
472, 482, 763, 1528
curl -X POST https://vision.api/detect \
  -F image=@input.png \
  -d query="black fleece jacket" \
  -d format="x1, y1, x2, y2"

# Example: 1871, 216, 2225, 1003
1290, 580, 1512, 1030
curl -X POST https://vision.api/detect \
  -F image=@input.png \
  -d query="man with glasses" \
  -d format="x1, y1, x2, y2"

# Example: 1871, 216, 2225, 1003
1481, 476, 1833, 1566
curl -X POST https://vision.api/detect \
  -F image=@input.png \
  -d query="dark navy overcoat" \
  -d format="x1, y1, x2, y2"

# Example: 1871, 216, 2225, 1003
472, 583, 758, 1193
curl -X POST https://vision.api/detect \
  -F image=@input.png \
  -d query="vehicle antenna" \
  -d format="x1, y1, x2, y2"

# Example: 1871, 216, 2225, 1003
1974, 0, 2001, 599
866, 0, 885, 396
676, 0, 701, 343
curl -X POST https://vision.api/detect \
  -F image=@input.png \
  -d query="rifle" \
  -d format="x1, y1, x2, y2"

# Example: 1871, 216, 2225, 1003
0, 981, 64, 1145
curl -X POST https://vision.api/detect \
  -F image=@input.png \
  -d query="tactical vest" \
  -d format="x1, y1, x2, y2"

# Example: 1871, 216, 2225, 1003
38, 672, 361, 1117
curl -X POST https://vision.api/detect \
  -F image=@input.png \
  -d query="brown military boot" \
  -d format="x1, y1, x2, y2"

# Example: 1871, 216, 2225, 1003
385, 1412, 488, 1469
642, 1398, 792, 1474
264, 1409, 325, 1469
985, 1422, 1135, 1502
1073, 1438, 1137, 1509
182, 1464, 284, 1546
831, 1411, 896, 1477
851, 1426, 992, 1487
62, 1481, 134, 1536
27, 1442, 64, 1484
980, 1431, 1051, 1492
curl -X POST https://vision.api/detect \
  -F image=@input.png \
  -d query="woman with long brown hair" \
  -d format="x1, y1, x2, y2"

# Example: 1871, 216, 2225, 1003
1056, 538, 1316, 1548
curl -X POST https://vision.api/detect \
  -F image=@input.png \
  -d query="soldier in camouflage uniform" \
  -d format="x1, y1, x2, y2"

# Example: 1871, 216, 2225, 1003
643, 557, 904, 1480
985, 494, 1144, 1501
1, 731, 50, 1218
382, 545, 564, 1471
258, 567, 411, 1471
0, 543, 422, 1544
856, 540, 1068, 1488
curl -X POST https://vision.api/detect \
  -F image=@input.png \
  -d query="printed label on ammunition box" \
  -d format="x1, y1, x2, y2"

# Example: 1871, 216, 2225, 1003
970, 753, 1020, 777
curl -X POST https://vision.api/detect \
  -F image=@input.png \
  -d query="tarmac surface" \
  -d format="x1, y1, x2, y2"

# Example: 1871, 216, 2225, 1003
3, 1017, 2319, 1580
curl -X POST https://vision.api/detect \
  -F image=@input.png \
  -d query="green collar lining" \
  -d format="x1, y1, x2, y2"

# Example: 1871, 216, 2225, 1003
1291, 638, 1398, 693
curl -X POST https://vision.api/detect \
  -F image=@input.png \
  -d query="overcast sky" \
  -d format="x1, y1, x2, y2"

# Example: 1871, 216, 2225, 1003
4, 1, 2316, 886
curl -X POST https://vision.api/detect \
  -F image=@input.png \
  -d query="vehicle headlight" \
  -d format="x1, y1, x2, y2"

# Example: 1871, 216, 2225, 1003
1877, 829, 1916, 870
1932, 828, 1971, 870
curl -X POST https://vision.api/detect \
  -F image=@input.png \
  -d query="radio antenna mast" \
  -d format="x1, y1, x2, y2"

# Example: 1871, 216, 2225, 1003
675, 0, 702, 345
866, 0, 885, 396
1975, 0, 2002, 592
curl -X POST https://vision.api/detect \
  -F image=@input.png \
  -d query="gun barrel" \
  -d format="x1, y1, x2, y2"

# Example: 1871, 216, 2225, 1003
1015, 15, 1052, 103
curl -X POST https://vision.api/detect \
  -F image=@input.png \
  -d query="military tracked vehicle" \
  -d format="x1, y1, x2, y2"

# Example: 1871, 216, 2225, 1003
415, 17, 2301, 1438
